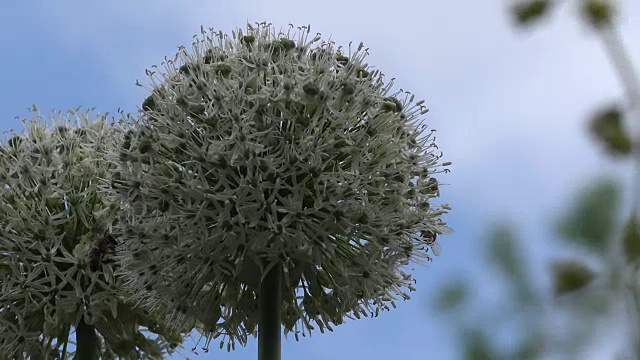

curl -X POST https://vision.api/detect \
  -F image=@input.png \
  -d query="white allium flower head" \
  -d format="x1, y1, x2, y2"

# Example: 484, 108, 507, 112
0, 108, 181, 358
109, 22, 451, 351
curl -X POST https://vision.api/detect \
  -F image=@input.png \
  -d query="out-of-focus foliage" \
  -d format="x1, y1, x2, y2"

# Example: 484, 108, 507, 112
435, 279, 468, 312
462, 328, 497, 360
511, 0, 616, 30
486, 225, 524, 280
435, 189, 621, 358
624, 213, 640, 263
555, 178, 621, 253
486, 225, 536, 305
581, 0, 616, 29
434, 225, 545, 360
434, 0, 638, 358
551, 260, 596, 297
589, 105, 631, 156
511, 0, 552, 26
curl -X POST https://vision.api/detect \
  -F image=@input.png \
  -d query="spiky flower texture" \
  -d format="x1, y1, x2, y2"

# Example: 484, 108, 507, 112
0, 109, 181, 359
111, 23, 450, 351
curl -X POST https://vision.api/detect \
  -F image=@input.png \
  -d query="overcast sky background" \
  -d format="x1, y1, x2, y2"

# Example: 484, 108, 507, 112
1, 0, 639, 359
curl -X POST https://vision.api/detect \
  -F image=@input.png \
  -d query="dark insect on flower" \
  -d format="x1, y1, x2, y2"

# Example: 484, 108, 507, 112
420, 230, 436, 243
88, 233, 118, 272
419, 229, 444, 257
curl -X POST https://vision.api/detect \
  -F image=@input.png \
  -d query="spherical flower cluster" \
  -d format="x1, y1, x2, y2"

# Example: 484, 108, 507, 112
109, 23, 450, 350
0, 109, 181, 358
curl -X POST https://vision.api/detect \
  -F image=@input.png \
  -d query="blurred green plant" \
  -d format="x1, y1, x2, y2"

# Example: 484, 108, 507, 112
434, 0, 639, 358
555, 178, 621, 253
589, 105, 632, 156
434, 181, 624, 357
435, 225, 545, 360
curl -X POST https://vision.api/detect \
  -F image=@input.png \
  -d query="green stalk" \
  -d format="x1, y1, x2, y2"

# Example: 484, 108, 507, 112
258, 263, 282, 360
60, 325, 70, 360
56, 325, 71, 360
75, 317, 98, 360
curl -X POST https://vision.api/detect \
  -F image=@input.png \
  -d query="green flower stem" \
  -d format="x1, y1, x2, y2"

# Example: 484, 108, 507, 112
259, 263, 282, 360
76, 318, 98, 360
60, 325, 70, 360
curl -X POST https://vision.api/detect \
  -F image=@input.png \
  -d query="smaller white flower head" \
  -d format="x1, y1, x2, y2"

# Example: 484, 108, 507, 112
0, 108, 180, 358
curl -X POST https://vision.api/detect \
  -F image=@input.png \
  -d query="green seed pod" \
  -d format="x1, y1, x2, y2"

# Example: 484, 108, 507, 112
139, 139, 153, 154
302, 82, 320, 96
242, 35, 256, 45
381, 101, 398, 112
179, 63, 195, 75
356, 67, 370, 79
213, 63, 233, 78
7, 135, 23, 150
341, 82, 356, 95
203, 49, 227, 64
188, 103, 206, 117
383, 97, 403, 113
336, 54, 349, 66
280, 38, 296, 51
269, 40, 285, 55
142, 96, 156, 112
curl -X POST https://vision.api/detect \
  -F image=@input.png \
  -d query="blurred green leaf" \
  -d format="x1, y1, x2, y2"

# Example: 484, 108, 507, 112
435, 278, 469, 312
556, 178, 621, 252
486, 224, 538, 306
511, 0, 551, 26
551, 259, 596, 297
581, 0, 616, 29
463, 328, 498, 360
623, 212, 640, 263
486, 224, 525, 280
589, 104, 631, 156
509, 340, 542, 360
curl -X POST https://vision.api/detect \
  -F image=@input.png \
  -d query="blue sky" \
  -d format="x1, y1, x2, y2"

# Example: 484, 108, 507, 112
1, 0, 639, 359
